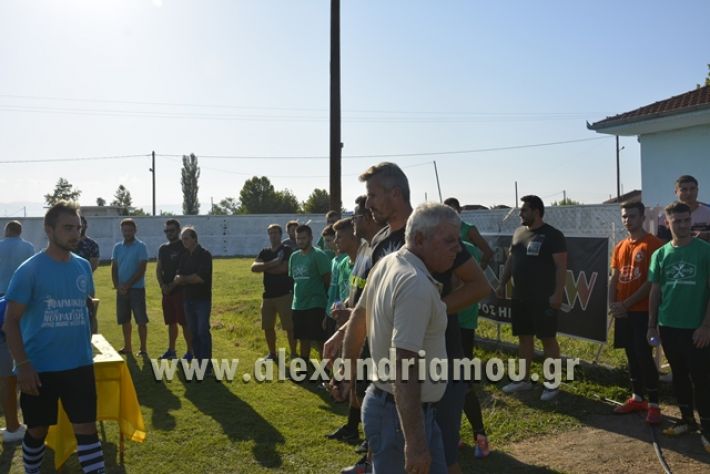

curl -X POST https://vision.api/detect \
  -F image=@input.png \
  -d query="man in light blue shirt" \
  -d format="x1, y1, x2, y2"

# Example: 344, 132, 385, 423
0, 220, 35, 443
3, 202, 106, 473
111, 219, 149, 356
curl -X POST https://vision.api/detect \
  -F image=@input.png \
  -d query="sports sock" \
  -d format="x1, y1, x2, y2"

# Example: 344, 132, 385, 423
76, 433, 106, 474
22, 431, 46, 474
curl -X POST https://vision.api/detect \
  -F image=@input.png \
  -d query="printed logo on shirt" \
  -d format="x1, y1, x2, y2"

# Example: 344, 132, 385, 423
634, 250, 645, 263
664, 261, 697, 286
619, 265, 642, 283
526, 235, 546, 256
291, 264, 310, 280
76, 273, 89, 293
42, 296, 88, 328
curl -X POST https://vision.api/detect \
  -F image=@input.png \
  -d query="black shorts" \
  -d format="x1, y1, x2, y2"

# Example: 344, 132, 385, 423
21, 365, 97, 428
292, 308, 326, 341
613, 311, 649, 349
511, 299, 558, 338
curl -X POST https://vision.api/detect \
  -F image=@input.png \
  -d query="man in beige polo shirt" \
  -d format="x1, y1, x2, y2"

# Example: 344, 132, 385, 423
356, 202, 460, 474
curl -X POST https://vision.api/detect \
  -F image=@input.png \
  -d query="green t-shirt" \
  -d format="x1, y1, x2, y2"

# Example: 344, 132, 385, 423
458, 241, 483, 330
460, 221, 478, 244
288, 247, 332, 310
326, 253, 349, 316
648, 238, 710, 329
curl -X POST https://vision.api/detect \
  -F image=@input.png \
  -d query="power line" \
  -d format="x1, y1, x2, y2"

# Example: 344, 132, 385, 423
0, 154, 149, 164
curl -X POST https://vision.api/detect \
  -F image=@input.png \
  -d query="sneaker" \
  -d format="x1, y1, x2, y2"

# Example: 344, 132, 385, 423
136, 350, 148, 357
182, 352, 194, 362
662, 420, 698, 437
355, 439, 368, 454
340, 455, 371, 474
701, 434, 710, 454
502, 381, 533, 393
474, 434, 490, 459
645, 406, 662, 425
117, 347, 131, 355
614, 397, 648, 414
159, 349, 177, 360
326, 424, 359, 441
540, 388, 560, 401
1, 425, 26, 443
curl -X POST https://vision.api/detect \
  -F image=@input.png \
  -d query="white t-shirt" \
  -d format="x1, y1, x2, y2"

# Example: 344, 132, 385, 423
357, 247, 448, 403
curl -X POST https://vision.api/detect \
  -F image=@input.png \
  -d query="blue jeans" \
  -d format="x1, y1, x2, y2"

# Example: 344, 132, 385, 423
362, 385, 447, 474
184, 299, 212, 361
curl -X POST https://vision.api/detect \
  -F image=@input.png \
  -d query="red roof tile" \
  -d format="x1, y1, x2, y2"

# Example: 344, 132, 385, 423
590, 85, 710, 129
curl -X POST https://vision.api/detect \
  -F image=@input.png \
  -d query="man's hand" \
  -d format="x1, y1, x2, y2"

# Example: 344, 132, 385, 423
548, 292, 563, 310
16, 363, 41, 396
692, 326, 710, 349
404, 442, 431, 474
324, 330, 344, 363
117, 284, 129, 296
646, 327, 660, 347
608, 302, 627, 318
331, 307, 352, 326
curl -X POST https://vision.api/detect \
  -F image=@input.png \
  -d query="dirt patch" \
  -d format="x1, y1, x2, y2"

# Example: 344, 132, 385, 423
504, 410, 709, 473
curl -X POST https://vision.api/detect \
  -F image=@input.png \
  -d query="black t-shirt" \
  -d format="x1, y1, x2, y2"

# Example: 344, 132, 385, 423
432, 241, 472, 362
370, 226, 406, 267
177, 245, 213, 301
257, 244, 293, 299
510, 223, 566, 302
158, 241, 185, 292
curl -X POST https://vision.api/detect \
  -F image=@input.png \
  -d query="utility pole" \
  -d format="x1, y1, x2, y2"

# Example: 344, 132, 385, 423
433, 161, 442, 202
514, 181, 518, 207
150, 150, 156, 216
615, 136, 621, 201
329, 0, 342, 212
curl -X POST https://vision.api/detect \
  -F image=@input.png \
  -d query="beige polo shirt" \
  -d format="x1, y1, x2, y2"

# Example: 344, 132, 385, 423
356, 247, 448, 403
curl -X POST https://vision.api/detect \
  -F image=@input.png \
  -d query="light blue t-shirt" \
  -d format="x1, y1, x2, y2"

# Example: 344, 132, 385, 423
5, 252, 94, 372
112, 239, 148, 288
0, 237, 35, 294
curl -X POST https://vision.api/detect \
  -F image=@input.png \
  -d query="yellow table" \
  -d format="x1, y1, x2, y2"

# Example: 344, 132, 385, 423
45, 334, 146, 469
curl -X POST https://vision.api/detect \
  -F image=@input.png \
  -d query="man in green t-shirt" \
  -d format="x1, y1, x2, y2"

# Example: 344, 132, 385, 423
648, 201, 710, 452
288, 225, 331, 360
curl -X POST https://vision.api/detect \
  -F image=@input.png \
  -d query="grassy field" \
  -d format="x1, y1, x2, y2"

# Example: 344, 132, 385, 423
0, 258, 670, 473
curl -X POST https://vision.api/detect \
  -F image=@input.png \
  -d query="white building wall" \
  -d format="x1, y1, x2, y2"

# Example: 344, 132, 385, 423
640, 124, 710, 207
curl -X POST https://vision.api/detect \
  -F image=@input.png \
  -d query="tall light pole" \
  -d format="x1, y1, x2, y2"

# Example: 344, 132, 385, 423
329, 0, 342, 212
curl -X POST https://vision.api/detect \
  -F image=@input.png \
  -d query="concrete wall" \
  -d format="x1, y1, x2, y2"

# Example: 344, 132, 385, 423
640, 124, 710, 207
0, 205, 632, 260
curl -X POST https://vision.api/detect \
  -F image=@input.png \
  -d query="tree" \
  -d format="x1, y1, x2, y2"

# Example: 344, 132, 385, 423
111, 185, 133, 216
44, 177, 81, 205
181, 153, 200, 215
551, 197, 581, 206
209, 197, 239, 216
697, 64, 710, 88
96, 197, 106, 206
273, 190, 300, 213
302, 188, 331, 214
237, 177, 302, 214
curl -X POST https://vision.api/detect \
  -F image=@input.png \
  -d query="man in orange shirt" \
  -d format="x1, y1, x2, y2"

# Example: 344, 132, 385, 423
609, 201, 664, 423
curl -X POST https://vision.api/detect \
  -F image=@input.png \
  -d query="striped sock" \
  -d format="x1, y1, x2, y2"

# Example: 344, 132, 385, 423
76, 433, 106, 474
22, 431, 45, 474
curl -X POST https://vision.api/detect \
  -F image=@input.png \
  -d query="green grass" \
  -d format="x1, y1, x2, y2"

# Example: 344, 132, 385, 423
0, 258, 665, 473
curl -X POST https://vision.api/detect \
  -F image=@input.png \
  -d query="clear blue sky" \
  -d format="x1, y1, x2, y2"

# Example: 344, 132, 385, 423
1, 0, 708, 216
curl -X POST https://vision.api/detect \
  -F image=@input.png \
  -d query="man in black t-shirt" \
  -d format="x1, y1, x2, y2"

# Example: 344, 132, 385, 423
172, 227, 213, 369
156, 219, 192, 360
251, 224, 297, 360
496, 195, 567, 401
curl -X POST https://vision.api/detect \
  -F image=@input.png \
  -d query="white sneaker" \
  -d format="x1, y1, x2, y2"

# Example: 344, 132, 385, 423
540, 388, 560, 401
502, 381, 533, 393
1, 424, 26, 443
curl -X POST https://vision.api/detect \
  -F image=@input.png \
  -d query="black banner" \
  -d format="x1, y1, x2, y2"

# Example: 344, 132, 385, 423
479, 235, 609, 343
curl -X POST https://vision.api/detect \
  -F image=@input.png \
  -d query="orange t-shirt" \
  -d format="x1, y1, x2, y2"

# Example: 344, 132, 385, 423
611, 233, 664, 312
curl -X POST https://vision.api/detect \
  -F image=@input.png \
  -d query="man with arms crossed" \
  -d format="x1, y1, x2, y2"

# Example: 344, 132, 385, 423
156, 219, 193, 360
497, 195, 567, 401
648, 201, 710, 452
4, 202, 106, 473
251, 224, 297, 360
609, 201, 663, 423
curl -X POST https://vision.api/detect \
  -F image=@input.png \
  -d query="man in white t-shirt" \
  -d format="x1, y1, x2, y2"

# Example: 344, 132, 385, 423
356, 202, 461, 474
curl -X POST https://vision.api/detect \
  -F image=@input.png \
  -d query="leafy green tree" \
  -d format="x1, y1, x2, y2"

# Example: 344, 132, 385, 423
209, 197, 240, 216
111, 185, 133, 216
181, 153, 200, 215
237, 177, 302, 214
44, 177, 81, 205
551, 197, 581, 206
96, 197, 106, 206
273, 190, 300, 213
302, 188, 330, 214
